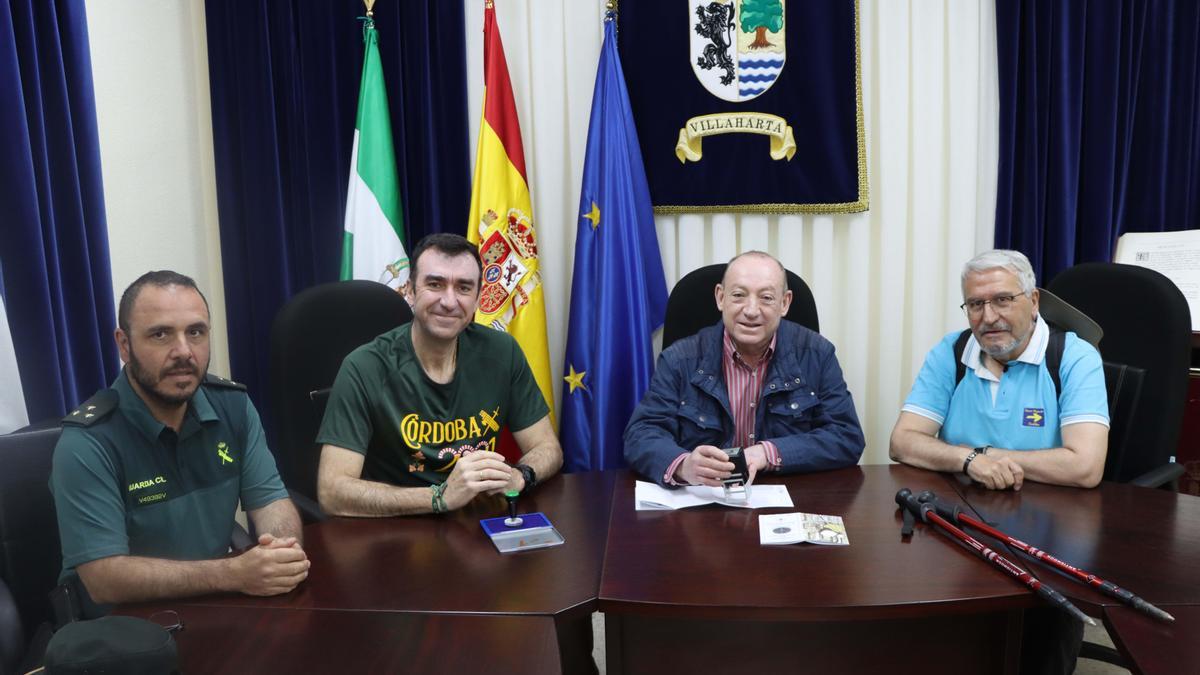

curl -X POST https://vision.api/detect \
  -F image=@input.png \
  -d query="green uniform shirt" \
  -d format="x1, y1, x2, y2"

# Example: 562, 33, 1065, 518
50, 370, 288, 581
316, 322, 548, 487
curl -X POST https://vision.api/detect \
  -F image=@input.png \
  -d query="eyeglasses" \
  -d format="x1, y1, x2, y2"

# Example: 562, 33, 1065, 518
959, 294, 1024, 317
149, 610, 185, 634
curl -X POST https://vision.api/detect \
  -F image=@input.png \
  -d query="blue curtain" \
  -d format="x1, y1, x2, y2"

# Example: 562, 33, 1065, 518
994, 0, 1200, 283
203, 1, 469, 416
0, 0, 119, 423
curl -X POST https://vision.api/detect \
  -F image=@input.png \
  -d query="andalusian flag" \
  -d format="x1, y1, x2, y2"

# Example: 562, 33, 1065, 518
468, 3, 556, 443
341, 17, 408, 290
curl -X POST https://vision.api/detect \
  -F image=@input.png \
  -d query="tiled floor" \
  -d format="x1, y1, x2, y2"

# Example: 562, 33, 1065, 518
590, 612, 1131, 674
1076, 621, 1130, 674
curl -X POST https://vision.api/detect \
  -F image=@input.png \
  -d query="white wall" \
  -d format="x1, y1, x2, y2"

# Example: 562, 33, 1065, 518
86, 0, 229, 377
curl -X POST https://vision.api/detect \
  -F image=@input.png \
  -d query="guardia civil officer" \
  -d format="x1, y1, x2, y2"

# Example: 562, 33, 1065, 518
51, 271, 307, 609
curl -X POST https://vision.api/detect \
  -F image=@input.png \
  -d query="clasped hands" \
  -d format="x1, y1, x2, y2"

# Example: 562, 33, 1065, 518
231, 533, 309, 596
962, 447, 1024, 491
440, 450, 523, 510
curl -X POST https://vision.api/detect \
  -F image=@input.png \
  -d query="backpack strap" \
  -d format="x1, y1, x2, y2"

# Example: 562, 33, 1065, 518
1045, 326, 1066, 400
953, 329, 972, 387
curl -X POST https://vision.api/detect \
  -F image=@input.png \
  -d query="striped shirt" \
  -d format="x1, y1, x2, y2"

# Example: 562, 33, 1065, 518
664, 329, 783, 484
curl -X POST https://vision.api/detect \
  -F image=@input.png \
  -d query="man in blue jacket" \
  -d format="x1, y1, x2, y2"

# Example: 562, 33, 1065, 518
624, 251, 864, 486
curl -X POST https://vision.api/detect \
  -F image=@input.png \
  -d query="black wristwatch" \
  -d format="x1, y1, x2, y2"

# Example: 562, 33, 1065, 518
516, 464, 537, 493
962, 446, 990, 477
962, 451, 980, 476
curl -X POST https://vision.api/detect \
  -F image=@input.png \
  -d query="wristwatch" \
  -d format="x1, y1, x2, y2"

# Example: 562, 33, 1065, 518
962, 446, 990, 476
516, 464, 538, 493
962, 451, 980, 476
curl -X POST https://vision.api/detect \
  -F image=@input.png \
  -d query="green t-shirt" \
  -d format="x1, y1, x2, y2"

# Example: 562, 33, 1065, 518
316, 323, 549, 487
50, 371, 289, 581
316, 321, 547, 482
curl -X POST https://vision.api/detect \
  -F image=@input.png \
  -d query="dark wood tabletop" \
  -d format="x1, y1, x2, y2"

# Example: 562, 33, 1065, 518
1101, 604, 1200, 675
114, 605, 561, 674
599, 464, 1036, 622
951, 477, 1200, 613
107, 464, 1200, 674
173, 470, 615, 618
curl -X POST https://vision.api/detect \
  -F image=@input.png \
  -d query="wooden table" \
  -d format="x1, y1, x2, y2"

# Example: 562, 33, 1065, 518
1102, 605, 1200, 675
950, 475, 1200, 674
599, 465, 1035, 674
951, 477, 1200, 612
114, 606, 561, 674
119, 471, 614, 674
113, 466, 1200, 674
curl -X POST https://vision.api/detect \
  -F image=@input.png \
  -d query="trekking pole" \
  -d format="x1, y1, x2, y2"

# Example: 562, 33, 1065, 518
895, 488, 1096, 626
916, 490, 1174, 623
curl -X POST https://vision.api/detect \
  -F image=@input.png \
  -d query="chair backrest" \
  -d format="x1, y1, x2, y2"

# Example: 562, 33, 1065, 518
0, 576, 23, 675
1037, 287, 1102, 350
268, 281, 413, 500
661, 263, 819, 351
0, 425, 63, 641
1048, 262, 1192, 483
1101, 362, 1145, 483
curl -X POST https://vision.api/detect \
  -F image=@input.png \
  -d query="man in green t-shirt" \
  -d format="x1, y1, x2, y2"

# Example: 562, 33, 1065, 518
316, 233, 563, 516
50, 271, 308, 608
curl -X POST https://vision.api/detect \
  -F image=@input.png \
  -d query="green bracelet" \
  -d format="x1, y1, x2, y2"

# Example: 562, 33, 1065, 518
431, 482, 447, 514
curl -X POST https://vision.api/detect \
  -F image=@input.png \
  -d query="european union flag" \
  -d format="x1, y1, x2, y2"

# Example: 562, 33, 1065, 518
560, 15, 668, 472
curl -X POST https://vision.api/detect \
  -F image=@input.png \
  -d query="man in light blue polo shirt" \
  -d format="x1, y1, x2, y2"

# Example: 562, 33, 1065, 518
890, 249, 1109, 675
890, 249, 1109, 490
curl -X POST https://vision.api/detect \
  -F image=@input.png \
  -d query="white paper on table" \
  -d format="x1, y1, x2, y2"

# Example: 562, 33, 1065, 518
758, 512, 850, 546
634, 481, 794, 511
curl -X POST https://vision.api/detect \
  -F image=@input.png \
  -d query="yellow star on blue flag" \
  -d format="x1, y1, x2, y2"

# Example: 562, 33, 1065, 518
582, 201, 600, 229
564, 365, 588, 393
559, 14, 667, 473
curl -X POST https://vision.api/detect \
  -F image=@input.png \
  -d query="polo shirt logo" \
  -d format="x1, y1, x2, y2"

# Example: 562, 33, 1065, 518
1023, 408, 1045, 427
216, 441, 234, 465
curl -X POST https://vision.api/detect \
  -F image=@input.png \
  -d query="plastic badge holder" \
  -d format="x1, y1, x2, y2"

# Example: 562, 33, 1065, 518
479, 512, 565, 553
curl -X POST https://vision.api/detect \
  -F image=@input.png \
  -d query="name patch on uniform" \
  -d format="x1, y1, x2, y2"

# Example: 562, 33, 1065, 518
1023, 408, 1045, 427
128, 476, 167, 492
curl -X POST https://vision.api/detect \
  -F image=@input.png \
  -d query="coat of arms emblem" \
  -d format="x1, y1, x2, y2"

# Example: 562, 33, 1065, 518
690, 0, 786, 102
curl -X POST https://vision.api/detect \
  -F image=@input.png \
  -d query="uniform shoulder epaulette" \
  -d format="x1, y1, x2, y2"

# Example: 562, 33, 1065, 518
203, 373, 247, 391
62, 389, 119, 426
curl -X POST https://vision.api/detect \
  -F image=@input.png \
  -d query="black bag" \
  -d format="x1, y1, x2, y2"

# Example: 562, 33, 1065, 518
43, 616, 178, 674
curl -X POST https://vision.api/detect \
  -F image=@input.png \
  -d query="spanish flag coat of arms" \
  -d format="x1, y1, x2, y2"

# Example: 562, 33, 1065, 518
467, 2, 556, 452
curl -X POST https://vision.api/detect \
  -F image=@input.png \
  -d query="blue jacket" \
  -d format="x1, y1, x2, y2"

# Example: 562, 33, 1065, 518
623, 320, 865, 485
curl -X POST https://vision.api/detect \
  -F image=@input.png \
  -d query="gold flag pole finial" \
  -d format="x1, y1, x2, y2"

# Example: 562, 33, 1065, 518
363, 0, 375, 18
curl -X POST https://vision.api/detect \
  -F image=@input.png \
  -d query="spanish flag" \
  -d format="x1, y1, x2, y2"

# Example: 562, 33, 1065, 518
467, 2, 555, 457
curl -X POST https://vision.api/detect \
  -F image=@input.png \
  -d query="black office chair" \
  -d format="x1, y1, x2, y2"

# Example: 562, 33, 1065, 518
268, 280, 413, 515
661, 263, 820, 350
1101, 362, 1158, 486
1048, 263, 1191, 486
0, 425, 63, 674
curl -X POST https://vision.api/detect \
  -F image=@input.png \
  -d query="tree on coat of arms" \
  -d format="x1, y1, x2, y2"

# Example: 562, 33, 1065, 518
741, 0, 783, 49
